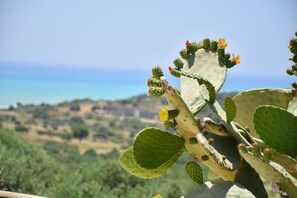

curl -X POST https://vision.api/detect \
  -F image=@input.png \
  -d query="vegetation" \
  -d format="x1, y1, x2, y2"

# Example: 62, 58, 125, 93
0, 128, 197, 198
0, 70, 243, 197
69, 103, 80, 112
71, 124, 89, 140
120, 35, 297, 197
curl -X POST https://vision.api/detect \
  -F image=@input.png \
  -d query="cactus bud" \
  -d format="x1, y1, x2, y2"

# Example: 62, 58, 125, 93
217, 48, 225, 58
163, 119, 177, 128
152, 66, 164, 79
180, 49, 190, 60
173, 58, 184, 69
226, 60, 236, 68
147, 77, 162, 87
289, 54, 297, 63
262, 148, 272, 163
292, 64, 297, 71
289, 46, 297, 54
201, 155, 209, 161
292, 82, 297, 89
223, 53, 231, 62
294, 55, 297, 63
149, 87, 164, 98
168, 66, 181, 78
189, 137, 198, 144
289, 38, 297, 49
252, 143, 261, 157
287, 68, 294, 75
209, 40, 218, 52
187, 45, 197, 54
186, 41, 200, 54
203, 38, 210, 49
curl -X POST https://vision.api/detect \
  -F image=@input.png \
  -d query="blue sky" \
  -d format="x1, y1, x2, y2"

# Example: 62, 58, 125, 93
0, 0, 297, 105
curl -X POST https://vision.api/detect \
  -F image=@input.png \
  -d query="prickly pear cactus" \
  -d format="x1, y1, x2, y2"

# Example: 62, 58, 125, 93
119, 34, 297, 198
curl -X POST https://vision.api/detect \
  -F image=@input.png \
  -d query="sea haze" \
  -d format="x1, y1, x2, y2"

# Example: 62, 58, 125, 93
0, 62, 293, 107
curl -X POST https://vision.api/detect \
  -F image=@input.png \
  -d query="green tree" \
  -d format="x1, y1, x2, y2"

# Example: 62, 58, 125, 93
71, 124, 89, 140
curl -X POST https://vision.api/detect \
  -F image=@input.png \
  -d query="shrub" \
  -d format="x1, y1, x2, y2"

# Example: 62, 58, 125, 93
15, 125, 29, 133
69, 103, 80, 111
0, 129, 65, 196
71, 124, 89, 140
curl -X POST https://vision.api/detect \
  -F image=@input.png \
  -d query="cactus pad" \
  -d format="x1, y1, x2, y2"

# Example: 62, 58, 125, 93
238, 146, 287, 182
133, 127, 185, 169
270, 151, 297, 178
119, 147, 170, 179
253, 105, 297, 157
238, 145, 297, 197
224, 97, 236, 122
186, 161, 203, 184
233, 88, 293, 137
180, 49, 226, 114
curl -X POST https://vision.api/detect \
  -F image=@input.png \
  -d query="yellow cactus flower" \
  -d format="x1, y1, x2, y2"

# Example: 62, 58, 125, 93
218, 38, 228, 49
232, 54, 241, 65
154, 194, 162, 198
159, 108, 169, 121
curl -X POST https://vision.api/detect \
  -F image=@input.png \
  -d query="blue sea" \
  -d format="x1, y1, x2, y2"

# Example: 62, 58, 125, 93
0, 63, 294, 107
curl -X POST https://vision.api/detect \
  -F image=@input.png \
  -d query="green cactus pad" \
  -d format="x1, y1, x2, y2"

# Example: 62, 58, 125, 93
180, 49, 226, 114
119, 147, 170, 179
224, 97, 236, 122
254, 105, 297, 157
287, 97, 297, 116
234, 159, 269, 198
133, 127, 185, 170
233, 88, 293, 138
186, 161, 203, 184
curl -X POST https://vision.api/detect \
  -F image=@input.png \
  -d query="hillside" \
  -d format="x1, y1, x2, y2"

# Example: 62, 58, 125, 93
0, 92, 238, 197
0, 92, 237, 154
